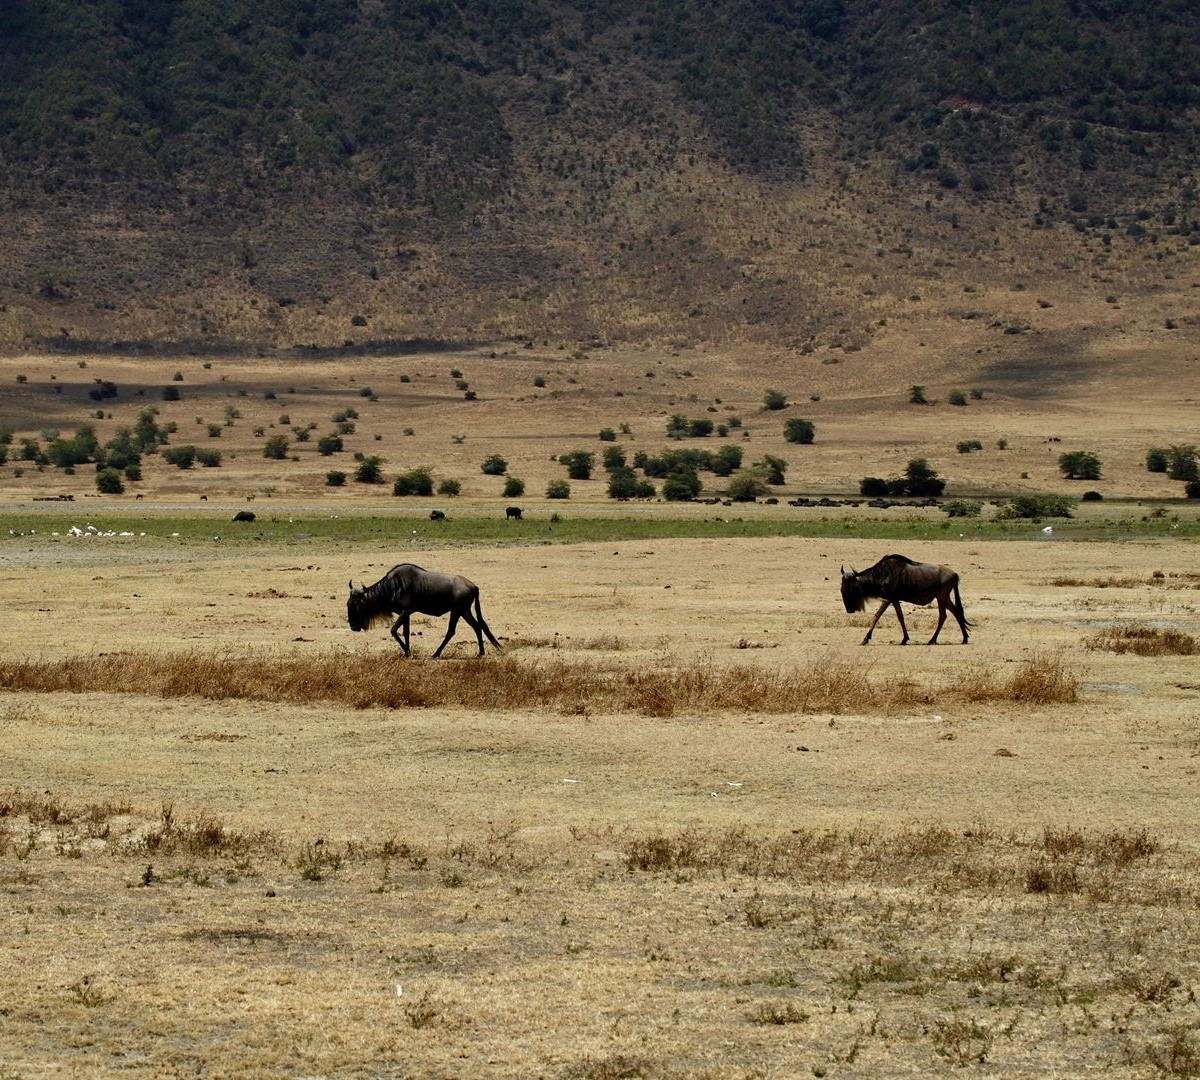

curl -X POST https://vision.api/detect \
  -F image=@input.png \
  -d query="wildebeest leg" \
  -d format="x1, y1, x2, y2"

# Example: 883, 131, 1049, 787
390, 614, 412, 656
928, 595, 948, 644
432, 611, 461, 658
461, 609, 487, 656
891, 601, 910, 645
861, 600, 892, 645
952, 582, 970, 644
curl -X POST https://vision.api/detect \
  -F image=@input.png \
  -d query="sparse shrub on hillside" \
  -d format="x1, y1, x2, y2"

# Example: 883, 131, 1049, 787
942, 499, 982, 518
195, 448, 221, 468
756, 455, 788, 485
161, 385, 181, 401
956, 440, 983, 454
1186, 479, 1200, 499
263, 435, 289, 460
1167, 445, 1198, 482
481, 454, 508, 476
326, 470, 347, 487
689, 418, 714, 437
206, 424, 222, 438
533, 376, 546, 388
546, 479, 570, 499
662, 470, 702, 501
909, 385, 929, 405
393, 467, 432, 495
783, 418, 815, 444
860, 477, 890, 497
763, 390, 787, 411
970, 388, 985, 400
317, 434, 344, 456
95, 468, 124, 494
559, 450, 594, 480
727, 470, 771, 502
437, 479, 461, 496
1146, 447, 1169, 472
599, 428, 617, 442
355, 456, 386, 484
503, 477, 525, 498
602, 446, 627, 472
163, 445, 196, 470
88, 380, 118, 402
607, 467, 641, 499
948, 390, 968, 406
1058, 450, 1102, 481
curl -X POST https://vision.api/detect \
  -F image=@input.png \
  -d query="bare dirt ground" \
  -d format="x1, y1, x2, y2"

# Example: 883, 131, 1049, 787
2, 528, 1199, 1077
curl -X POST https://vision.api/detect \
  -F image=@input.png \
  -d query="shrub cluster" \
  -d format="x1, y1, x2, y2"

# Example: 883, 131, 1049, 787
860, 458, 945, 498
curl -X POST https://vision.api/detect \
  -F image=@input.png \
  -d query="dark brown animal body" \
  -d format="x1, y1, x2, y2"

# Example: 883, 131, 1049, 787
840, 554, 970, 645
347, 563, 501, 657
505, 506, 523, 520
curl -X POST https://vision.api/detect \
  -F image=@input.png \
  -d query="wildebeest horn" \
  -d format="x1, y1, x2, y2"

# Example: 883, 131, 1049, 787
348, 579, 354, 591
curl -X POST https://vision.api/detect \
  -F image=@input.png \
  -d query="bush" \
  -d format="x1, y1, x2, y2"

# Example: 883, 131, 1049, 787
326, 470, 347, 487
783, 419, 815, 444
607, 467, 640, 499
711, 445, 743, 476
559, 450, 594, 480
942, 499, 983, 518
689, 418, 714, 438
95, 468, 124, 494
195, 448, 222, 468
998, 495, 1076, 519
602, 445, 627, 471
860, 477, 889, 497
1081, 490, 1103, 501
902, 458, 945, 497
1146, 447, 1169, 472
503, 476, 525, 498
662, 470, 702, 501
481, 454, 508, 476
163, 445, 196, 470
763, 390, 787, 411
1186, 479, 1200, 499
356, 456, 386, 484
727, 470, 770, 502
1167, 445, 1198, 482
1058, 451, 1102, 481
206, 424, 222, 438
546, 479, 571, 499
956, 440, 983, 454
947, 390, 968, 406
598, 428, 617, 442
161, 385, 181, 401
756, 455, 788, 485
393, 467, 432, 495
909, 385, 928, 404
317, 434, 344, 456
263, 435, 290, 460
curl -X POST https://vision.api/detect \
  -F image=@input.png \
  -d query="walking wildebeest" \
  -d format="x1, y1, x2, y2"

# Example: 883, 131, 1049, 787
840, 554, 970, 645
505, 506, 523, 520
429, 509, 446, 521
232, 510, 256, 522
347, 563, 502, 658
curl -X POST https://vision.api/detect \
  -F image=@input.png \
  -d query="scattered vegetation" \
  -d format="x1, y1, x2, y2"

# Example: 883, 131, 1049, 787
1086, 624, 1197, 656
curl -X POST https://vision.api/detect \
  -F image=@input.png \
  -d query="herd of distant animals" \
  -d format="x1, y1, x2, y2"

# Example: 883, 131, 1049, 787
345, 533, 971, 655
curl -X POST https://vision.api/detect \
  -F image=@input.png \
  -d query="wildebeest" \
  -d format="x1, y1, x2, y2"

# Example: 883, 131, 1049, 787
429, 509, 446, 522
232, 510, 256, 523
505, 506, 523, 520
840, 554, 970, 645
347, 563, 502, 658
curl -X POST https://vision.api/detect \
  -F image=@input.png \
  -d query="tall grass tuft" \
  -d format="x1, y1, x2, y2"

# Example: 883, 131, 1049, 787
1086, 624, 1197, 657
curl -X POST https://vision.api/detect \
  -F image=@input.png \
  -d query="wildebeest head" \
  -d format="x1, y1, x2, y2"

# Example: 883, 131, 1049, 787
840, 567, 865, 613
347, 581, 373, 632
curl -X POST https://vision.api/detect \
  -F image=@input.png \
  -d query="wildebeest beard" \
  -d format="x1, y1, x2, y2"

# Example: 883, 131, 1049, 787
840, 572, 866, 613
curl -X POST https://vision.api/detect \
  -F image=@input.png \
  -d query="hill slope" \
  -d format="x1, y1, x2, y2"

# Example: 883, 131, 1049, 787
1, 0, 1198, 351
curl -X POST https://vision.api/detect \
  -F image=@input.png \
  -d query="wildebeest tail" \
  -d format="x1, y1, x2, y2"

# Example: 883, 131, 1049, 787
954, 579, 971, 631
474, 589, 502, 649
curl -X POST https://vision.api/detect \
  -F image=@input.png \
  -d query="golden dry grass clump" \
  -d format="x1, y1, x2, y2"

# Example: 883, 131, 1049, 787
0, 648, 1078, 715
1085, 623, 1197, 657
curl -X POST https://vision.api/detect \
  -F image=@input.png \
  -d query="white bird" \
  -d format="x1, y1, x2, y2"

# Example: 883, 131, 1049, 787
1042, 526, 1053, 534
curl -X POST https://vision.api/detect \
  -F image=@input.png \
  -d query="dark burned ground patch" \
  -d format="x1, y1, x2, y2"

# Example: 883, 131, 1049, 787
980, 329, 1106, 399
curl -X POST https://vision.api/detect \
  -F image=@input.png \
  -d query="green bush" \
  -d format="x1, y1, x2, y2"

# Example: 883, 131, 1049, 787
163, 445, 196, 470
909, 385, 928, 405
559, 450, 594, 480
437, 478, 461, 496
1167, 445, 1198, 482
662, 470, 702, 501
263, 435, 290, 460
727, 470, 770, 502
546, 479, 571, 499
326, 470, 347, 487
356, 456, 386, 484
689, 418, 714, 437
860, 477, 889, 497
503, 476, 525, 498
783, 418, 815, 444
602, 445, 627, 471
317, 434, 344, 456
1186, 480, 1200, 499
947, 390, 968, 406
95, 468, 124, 494
481, 454, 508, 475
393, 467, 432, 495
598, 428, 617, 442
1146, 447, 1169, 472
195, 448, 221, 468
956, 440, 983, 454
998, 495, 1076, 519
756, 455, 788, 485
1058, 450, 1102, 481
607, 467, 640, 499
942, 499, 983, 518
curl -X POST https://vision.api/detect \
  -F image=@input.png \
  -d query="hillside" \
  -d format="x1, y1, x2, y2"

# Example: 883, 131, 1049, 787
1, 0, 1198, 352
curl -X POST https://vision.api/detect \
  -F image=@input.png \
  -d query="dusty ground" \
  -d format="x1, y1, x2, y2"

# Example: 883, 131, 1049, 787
2, 528, 1198, 1077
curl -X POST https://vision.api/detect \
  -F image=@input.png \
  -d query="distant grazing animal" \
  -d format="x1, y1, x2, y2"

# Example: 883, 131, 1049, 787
347, 563, 502, 658
429, 509, 446, 521
505, 506, 523, 520
840, 554, 970, 645
200, 494, 207, 501
232, 510, 256, 523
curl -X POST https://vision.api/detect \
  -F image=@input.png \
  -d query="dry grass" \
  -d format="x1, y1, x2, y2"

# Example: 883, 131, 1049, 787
1086, 624, 1198, 657
0, 648, 1079, 715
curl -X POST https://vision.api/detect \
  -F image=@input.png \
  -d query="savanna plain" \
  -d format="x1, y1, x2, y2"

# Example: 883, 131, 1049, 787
2, 334, 1199, 1079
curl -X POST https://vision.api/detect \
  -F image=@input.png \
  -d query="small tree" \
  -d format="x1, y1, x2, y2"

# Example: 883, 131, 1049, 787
689, 418, 714, 438
546, 479, 571, 499
783, 419, 815, 444
942, 499, 983, 518
602, 445, 627, 471
607, 467, 640, 499
317, 434, 344, 456
1185, 479, 1200, 499
666, 414, 690, 439
662, 470, 702, 501
711, 445, 743, 476
1146, 447, 1169, 473
860, 477, 889, 497
263, 435, 290, 460
909, 385, 929, 405
195, 448, 222, 468
163, 445, 196, 470
1167, 445, 1199, 482
326, 470, 347, 487
599, 428, 617, 442
727, 470, 770, 502
903, 458, 945, 497
503, 476, 525, 498
393, 467, 433, 495
947, 390, 968, 406
95, 468, 124, 494
437, 478, 461, 496
481, 454, 508, 475
559, 450, 594, 480
763, 390, 787, 411
756, 455, 788, 485
355, 456, 386, 484
1058, 450, 1102, 481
